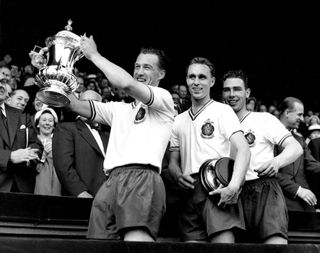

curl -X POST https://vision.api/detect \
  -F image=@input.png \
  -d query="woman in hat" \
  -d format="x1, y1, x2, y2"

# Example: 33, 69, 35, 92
34, 108, 61, 196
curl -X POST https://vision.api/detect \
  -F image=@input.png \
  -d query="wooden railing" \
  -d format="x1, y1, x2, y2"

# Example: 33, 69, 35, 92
0, 192, 319, 243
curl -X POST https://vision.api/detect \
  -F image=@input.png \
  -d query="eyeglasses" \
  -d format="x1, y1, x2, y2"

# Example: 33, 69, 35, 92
0, 79, 9, 85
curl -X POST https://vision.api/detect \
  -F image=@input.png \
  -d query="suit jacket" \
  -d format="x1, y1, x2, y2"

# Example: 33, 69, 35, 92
308, 138, 320, 162
277, 133, 320, 211
52, 118, 109, 197
0, 104, 42, 193
307, 137, 320, 208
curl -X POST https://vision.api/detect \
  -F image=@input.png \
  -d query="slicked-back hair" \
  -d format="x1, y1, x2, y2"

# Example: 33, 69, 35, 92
222, 70, 249, 89
278, 97, 304, 115
9, 89, 29, 98
139, 47, 169, 72
187, 57, 216, 77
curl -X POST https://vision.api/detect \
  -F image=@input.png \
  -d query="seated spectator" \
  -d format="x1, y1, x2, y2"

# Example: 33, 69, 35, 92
101, 87, 113, 103
34, 108, 61, 196
10, 65, 22, 89
21, 72, 40, 115
0, 66, 11, 79
270, 108, 280, 118
268, 104, 277, 114
308, 115, 320, 127
171, 92, 181, 116
246, 96, 256, 111
178, 84, 191, 112
85, 75, 101, 94
20, 64, 36, 86
99, 77, 110, 90
171, 92, 180, 105
33, 92, 48, 112
0, 54, 12, 67
308, 124, 320, 162
6, 89, 30, 112
73, 76, 85, 99
0, 66, 13, 86
306, 124, 320, 144
257, 103, 267, 112
169, 84, 179, 94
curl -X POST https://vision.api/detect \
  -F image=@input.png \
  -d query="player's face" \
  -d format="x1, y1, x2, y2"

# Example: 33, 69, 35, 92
222, 77, 250, 113
134, 53, 165, 87
286, 102, 304, 130
186, 64, 214, 102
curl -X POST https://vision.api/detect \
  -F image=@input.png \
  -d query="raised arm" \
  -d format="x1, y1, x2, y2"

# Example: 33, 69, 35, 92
80, 35, 152, 104
67, 94, 92, 119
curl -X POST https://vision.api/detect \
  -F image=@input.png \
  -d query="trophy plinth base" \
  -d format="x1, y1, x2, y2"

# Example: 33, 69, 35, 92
37, 86, 70, 107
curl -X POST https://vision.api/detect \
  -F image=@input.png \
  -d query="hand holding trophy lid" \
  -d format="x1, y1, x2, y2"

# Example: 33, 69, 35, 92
29, 19, 83, 107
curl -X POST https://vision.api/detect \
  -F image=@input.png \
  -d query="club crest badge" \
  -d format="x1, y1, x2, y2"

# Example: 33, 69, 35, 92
134, 106, 146, 124
201, 119, 214, 138
245, 130, 256, 147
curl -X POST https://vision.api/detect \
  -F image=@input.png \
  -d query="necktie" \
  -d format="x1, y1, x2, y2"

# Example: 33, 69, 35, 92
85, 120, 100, 130
1, 107, 8, 129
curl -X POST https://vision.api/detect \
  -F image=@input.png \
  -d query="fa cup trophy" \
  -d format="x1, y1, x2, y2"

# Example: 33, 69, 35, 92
29, 19, 83, 107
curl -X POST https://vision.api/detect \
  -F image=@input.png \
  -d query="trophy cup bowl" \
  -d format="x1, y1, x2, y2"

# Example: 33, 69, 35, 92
31, 20, 83, 107
199, 157, 234, 193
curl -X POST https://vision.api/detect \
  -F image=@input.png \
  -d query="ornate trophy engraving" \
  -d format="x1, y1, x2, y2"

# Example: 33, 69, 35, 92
29, 19, 83, 107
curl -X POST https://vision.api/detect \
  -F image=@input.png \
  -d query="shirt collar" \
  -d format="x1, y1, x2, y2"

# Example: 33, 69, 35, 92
0, 103, 6, 117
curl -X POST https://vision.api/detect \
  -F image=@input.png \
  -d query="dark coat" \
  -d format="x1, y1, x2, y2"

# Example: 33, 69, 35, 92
277, 133, 320, 211
0, 104, 42, 193
308, 138, 320, 162
52, 118, 109, 197
307, 137, 320, 207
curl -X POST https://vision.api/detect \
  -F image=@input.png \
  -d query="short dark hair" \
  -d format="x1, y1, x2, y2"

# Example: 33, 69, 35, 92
278, 97, 303, 115
187, 57, 216, 77
139, 47, 169, 71
222, 70, 249, 89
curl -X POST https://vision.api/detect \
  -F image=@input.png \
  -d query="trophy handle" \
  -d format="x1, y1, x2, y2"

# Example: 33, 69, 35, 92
29, 45, 48, 69
45, 36, 55, 47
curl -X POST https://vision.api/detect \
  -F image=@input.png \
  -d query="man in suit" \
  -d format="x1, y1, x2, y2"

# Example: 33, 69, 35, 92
52, 90, 109, 198
277, 97, 320, 212
307, 125, 320, 209
6, 89, 30, 112
0, 72, 42, 193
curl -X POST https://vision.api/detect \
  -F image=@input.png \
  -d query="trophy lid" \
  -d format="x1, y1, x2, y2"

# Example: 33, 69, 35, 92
55, 19, 80, 42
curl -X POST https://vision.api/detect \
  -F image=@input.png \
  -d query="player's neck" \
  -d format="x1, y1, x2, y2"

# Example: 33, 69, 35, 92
236, 108, 249, 120
191, 97, 211, 114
